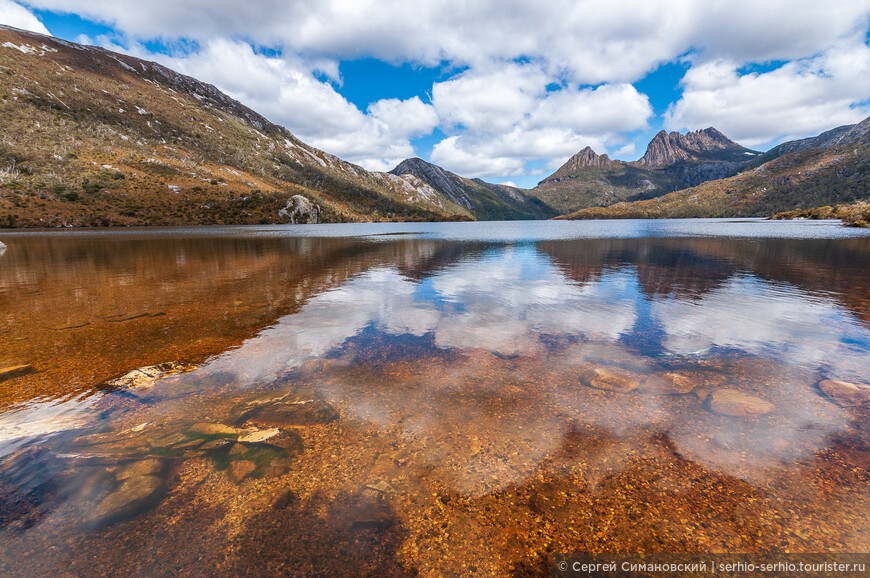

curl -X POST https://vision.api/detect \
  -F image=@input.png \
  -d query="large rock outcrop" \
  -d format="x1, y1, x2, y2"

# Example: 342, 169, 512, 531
278, 195, 321, 224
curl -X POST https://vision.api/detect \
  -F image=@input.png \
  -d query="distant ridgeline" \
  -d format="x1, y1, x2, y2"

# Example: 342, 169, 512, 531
0, 24, 868, 227
553, 116, 870, 220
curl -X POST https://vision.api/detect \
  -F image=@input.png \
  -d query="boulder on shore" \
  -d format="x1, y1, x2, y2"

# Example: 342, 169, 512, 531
278, 195, 320, 224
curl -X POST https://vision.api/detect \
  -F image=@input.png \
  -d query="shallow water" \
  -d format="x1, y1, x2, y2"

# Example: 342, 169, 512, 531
0, 219, 869, 576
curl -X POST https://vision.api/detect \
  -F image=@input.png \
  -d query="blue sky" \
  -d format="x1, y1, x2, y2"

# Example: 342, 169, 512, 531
3, 1, 870, 189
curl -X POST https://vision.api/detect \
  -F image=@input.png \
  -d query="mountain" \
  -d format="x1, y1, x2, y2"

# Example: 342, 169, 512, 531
0, 25, 477, 227
389, 157, 556, 220
559, 116, 870, 220
531, 128, 761, 213
748, 116, 870, 167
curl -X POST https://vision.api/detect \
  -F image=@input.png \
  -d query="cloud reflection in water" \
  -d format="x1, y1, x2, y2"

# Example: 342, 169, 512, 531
181, 244, 866, 491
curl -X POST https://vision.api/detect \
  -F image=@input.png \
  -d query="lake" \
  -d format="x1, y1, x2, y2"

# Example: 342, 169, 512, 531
1, 219, 869, 575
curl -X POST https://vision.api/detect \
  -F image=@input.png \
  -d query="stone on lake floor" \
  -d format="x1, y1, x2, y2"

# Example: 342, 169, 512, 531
188, 423, 244, 436
708, 389, 774, 418
638, 372, 698, 395
87, 475, 164, 527
116, 459, 164, 480
349, 493, 394, 532
579, 366, 642, 393
819, 379, 870, 407
229, 443, 248, 457
240, 399, 339, 428
0, 364, 34, 382
271, 488, 296, 510
237, 428, 281, 443
200, 439, 232, 451
229, 460, 256, 483
149, 432, 188, 448
363, 480, 395, 494
106, 362, 195, 391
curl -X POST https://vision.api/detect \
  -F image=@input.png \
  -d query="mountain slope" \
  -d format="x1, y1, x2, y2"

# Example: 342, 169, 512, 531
559, 117, 870, 220
0, 25, 473, 227
531, 128, 761, 213
389, 157, 557, 220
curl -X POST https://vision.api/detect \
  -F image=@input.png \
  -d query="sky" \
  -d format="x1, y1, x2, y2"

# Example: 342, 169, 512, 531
2, 1, 870, 189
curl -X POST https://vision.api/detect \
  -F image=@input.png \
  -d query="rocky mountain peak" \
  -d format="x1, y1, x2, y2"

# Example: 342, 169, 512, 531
564, 146, 612, 170
637, 127, 751, 167
537, 146, 612, 185
390, 158, 475, 209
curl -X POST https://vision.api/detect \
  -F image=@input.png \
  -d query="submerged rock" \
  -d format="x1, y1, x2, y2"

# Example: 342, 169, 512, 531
188, 423, 244, 436
349, 492, 394, 532
87, 475, 164, 527
116, 459, 164, 480
819, 379, 870, 407
106, 362, 194, 391
638, 372, 697, 395
579, 366, 641, 393
0, 364, 34, 383
708, 389, 774, 418
240, 399, 339, 428
237, 428, 281, 443
363, 480, 395, 494
271, 488, 296, 510
229, 460, 256, 483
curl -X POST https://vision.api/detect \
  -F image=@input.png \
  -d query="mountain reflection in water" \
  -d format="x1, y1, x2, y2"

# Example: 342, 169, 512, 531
0, 222, 869, 575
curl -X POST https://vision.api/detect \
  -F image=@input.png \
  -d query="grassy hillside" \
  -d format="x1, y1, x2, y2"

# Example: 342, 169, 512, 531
531, 162, 684, 214
770, 202, 870, 227
0, 26, 471, 227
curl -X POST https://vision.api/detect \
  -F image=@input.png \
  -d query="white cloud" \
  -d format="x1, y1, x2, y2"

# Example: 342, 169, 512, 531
665, 39, 870, 147
652, 276, 870, 381
430, 65, 652, 177
20, 1, 870, 172
0, 0, 50, 35
22, 1, 870, 82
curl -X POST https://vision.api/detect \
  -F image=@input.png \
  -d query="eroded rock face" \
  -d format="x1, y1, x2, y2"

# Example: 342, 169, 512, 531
579, 366, 642, 393
708, 389, 774, 418
819, 380, 870, 407
278, 195, 320, 224
637, 128, 753, 167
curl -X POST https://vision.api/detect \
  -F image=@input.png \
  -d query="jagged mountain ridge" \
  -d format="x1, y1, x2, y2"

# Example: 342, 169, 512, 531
637, 127, 757, 166
0, 25, 477, 226
532, 127, 761, 213
559, 115, 870, 220
389, 157, 556, 220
